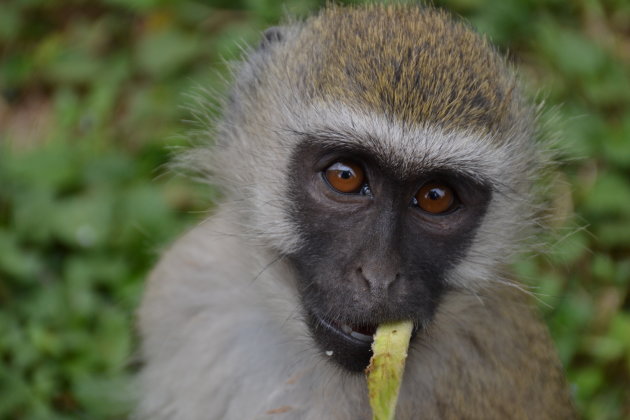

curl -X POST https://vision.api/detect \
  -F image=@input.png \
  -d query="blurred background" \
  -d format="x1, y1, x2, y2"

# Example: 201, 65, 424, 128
0, 0, 628, 418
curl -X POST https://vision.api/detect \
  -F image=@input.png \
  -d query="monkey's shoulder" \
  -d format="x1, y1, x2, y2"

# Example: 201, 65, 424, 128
138, 208, 260, 328
399, 288, 577, 419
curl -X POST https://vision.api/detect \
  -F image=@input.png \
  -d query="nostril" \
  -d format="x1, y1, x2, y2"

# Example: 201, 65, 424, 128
389, 272, 402, 289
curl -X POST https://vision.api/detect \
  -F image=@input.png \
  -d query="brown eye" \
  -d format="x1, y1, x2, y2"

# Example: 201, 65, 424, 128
415, 183, 456, 214
324, 161, 365, 193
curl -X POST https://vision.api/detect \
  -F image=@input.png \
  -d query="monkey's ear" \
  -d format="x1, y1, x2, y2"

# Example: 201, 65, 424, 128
258, 26, 285, 50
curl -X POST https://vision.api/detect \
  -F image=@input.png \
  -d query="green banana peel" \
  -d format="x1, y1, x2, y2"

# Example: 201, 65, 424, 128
365, 321, 413, 420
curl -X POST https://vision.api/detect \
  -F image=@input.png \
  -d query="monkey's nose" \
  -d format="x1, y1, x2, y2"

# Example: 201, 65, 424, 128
356, 266, 400, 294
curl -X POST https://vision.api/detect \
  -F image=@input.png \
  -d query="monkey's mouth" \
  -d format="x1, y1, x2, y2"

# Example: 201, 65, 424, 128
307, 310, 378, 372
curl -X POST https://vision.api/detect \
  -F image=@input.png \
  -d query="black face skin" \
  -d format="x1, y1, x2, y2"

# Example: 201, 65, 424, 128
287, 138, 492, 372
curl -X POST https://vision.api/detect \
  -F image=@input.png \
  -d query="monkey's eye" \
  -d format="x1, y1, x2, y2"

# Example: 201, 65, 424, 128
323, 161, 365, 194
414, 183, 456, 214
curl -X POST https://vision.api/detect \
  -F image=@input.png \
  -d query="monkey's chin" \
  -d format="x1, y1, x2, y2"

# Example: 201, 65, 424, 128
306, 310, 379, 372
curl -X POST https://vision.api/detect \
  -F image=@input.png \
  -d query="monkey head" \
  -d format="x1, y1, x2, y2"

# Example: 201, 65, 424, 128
204, 6, 543, 372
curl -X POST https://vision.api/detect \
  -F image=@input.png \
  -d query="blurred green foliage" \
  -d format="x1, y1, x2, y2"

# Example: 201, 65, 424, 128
0, 0, 628, 419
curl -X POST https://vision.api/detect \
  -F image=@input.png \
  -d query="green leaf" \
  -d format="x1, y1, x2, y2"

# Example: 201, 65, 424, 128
581, 172, 630, 219
50, 192, 115, 248
135, 27, 200, 78
0, 230, 43, 280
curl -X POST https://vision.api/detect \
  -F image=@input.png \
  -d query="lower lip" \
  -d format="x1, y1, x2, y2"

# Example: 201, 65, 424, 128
308, 311, 375, 372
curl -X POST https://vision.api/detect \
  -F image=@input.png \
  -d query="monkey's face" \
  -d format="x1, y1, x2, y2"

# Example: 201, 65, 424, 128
287, 140, 491, 371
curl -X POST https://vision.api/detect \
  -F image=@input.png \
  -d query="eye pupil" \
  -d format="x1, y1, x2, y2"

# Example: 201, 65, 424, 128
428, 189, 442, 200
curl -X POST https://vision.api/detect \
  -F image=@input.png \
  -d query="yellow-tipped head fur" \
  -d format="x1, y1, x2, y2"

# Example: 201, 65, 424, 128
293, 5, 523, 136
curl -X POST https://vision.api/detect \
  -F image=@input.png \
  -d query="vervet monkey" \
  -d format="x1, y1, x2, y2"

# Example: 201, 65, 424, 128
136, 5, 576, 419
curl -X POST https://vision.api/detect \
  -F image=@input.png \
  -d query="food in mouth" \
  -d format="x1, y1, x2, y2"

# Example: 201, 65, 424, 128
366, 321, 414, 420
